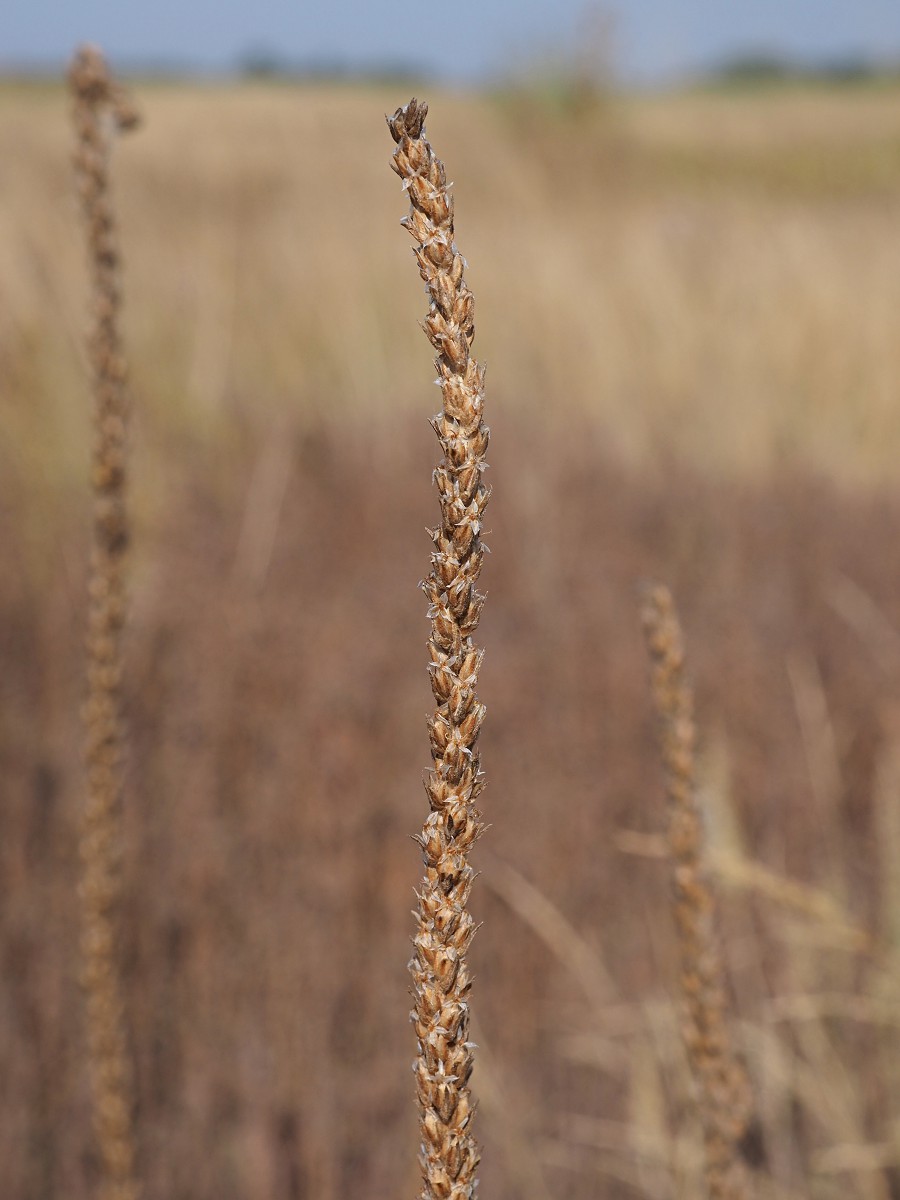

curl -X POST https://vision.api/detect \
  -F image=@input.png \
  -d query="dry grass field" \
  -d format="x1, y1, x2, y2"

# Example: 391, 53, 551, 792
3, 77, 900, 1199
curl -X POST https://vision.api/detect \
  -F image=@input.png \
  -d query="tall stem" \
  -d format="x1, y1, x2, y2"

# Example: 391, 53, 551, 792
388, 99, 489, 1200
69, 44, 141, 1200
641, 584, 752, 1200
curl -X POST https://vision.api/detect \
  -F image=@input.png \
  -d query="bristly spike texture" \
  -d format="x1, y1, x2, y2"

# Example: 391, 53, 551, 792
69, 44, 141, 1200
388, 98, 488, 1200
641, 584, 753, 1200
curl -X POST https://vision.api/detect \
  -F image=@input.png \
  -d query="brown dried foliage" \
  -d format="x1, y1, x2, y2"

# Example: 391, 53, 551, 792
7, 76, 900, 1200
641, 584, 753, 1200
69, 44, 141, 1200
2, 423, 900, 1196
388, 98, 488, 1200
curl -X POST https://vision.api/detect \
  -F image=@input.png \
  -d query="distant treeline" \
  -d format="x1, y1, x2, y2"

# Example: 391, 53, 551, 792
236, 49, 427, 86
0, 52, 429, 88
706, 52, 900, 88
2, 47, 899, 90
234, 48, 900, 90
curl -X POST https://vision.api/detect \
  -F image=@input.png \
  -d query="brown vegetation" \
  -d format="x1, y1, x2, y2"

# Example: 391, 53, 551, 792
641, 584, 751, 1200
388, 97, 488, 1200
69, 45, 141, 1200
2, 77, 900, 1200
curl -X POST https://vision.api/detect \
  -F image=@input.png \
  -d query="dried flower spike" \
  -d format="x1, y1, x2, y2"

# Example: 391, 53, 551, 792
388, 98, 488, 1200
641, 584, 753, 1200
69, 43, 141, 1200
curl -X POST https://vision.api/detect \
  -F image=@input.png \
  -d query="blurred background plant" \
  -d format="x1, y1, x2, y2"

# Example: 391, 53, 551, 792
494, 3, 619, 121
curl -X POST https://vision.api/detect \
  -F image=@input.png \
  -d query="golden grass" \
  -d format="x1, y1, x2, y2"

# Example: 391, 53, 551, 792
3, 80, 900, 506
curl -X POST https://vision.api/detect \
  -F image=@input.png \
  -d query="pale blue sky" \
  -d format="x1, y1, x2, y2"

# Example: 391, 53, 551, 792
4, 0, 900, 82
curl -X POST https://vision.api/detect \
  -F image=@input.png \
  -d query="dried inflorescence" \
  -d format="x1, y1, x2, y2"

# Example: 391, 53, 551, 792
388, 98, 488, 1200
641, 584, 753, 1200
70, 44, 141, 1200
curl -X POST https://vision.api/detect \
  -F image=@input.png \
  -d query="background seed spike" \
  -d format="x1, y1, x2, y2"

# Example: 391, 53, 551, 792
640, 583, 755, 1200
69, 43, 142, 1200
